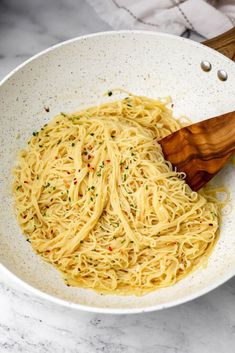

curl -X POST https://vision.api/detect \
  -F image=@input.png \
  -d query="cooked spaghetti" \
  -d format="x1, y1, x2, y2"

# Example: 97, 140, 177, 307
13, 95, 220, 295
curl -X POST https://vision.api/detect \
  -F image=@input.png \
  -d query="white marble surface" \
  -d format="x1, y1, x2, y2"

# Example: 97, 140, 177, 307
0, 1, 235, 352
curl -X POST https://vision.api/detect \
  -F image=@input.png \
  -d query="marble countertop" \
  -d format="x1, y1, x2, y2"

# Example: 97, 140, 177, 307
0, 1, 235, 352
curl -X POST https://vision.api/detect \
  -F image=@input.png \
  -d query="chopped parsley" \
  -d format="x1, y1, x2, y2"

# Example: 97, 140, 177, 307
108, 91, 113, 96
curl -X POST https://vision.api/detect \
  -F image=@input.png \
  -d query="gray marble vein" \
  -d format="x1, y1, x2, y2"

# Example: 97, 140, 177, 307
0, 0, 235, 352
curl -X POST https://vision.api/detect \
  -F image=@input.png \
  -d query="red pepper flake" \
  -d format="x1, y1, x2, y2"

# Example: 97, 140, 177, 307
108, 246, 113, 251
55, 156, 58, 160
79, 193, 83, 197
106, 160, 111, 163
77, 169, 81, 173
73, 178, 77, 185
46, 206, 49, 209
209, 223, 213, 226
88, 155, 91, 160
23, 215, 27, 219
87, 163, 90, 168
24, 181, 28, 184
44, 106, 50, 112
66, 171, 70, 175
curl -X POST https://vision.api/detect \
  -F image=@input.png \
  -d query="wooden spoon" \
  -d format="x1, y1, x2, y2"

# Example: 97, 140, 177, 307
159, 28, 235, 191
159, 112, 235, 191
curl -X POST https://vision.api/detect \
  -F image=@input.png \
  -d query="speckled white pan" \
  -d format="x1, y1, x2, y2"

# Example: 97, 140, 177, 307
0, 31, 235, 314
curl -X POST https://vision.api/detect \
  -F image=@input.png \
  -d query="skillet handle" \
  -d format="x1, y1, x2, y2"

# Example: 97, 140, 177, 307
203, 27, 235, 61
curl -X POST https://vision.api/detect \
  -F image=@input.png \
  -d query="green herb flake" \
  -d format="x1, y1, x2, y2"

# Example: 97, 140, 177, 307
32, 131, 38, 136
68, 196, 71, 202
71, 143, 75, 147
97, 173, 101, 177
108, 91, 113, 96
145, 185, 148, 190
16, 185, 21, 190
90, 133, 95, 136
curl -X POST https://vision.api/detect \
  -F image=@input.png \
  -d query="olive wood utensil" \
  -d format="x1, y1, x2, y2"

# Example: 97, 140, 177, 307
159, 111, 235, 191
159, 28, 235, 191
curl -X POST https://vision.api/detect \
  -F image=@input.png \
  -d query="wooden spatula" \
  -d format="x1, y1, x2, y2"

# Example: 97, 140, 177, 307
159, 111, 235, 191
159, 28, 235, 191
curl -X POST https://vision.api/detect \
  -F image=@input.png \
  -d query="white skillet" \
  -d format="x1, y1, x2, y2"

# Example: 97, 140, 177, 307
0, 30, 234, 314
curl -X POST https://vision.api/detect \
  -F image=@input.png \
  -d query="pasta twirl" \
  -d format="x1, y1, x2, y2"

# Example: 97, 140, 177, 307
13, 95, 220, 295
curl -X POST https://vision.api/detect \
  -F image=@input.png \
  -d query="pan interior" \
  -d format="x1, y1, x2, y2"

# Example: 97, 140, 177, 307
0, 31, 235, 312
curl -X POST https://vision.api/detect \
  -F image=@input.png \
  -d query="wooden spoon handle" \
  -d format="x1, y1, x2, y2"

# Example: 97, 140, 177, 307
203, 27, 235, 61
159, 111, 235, 191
